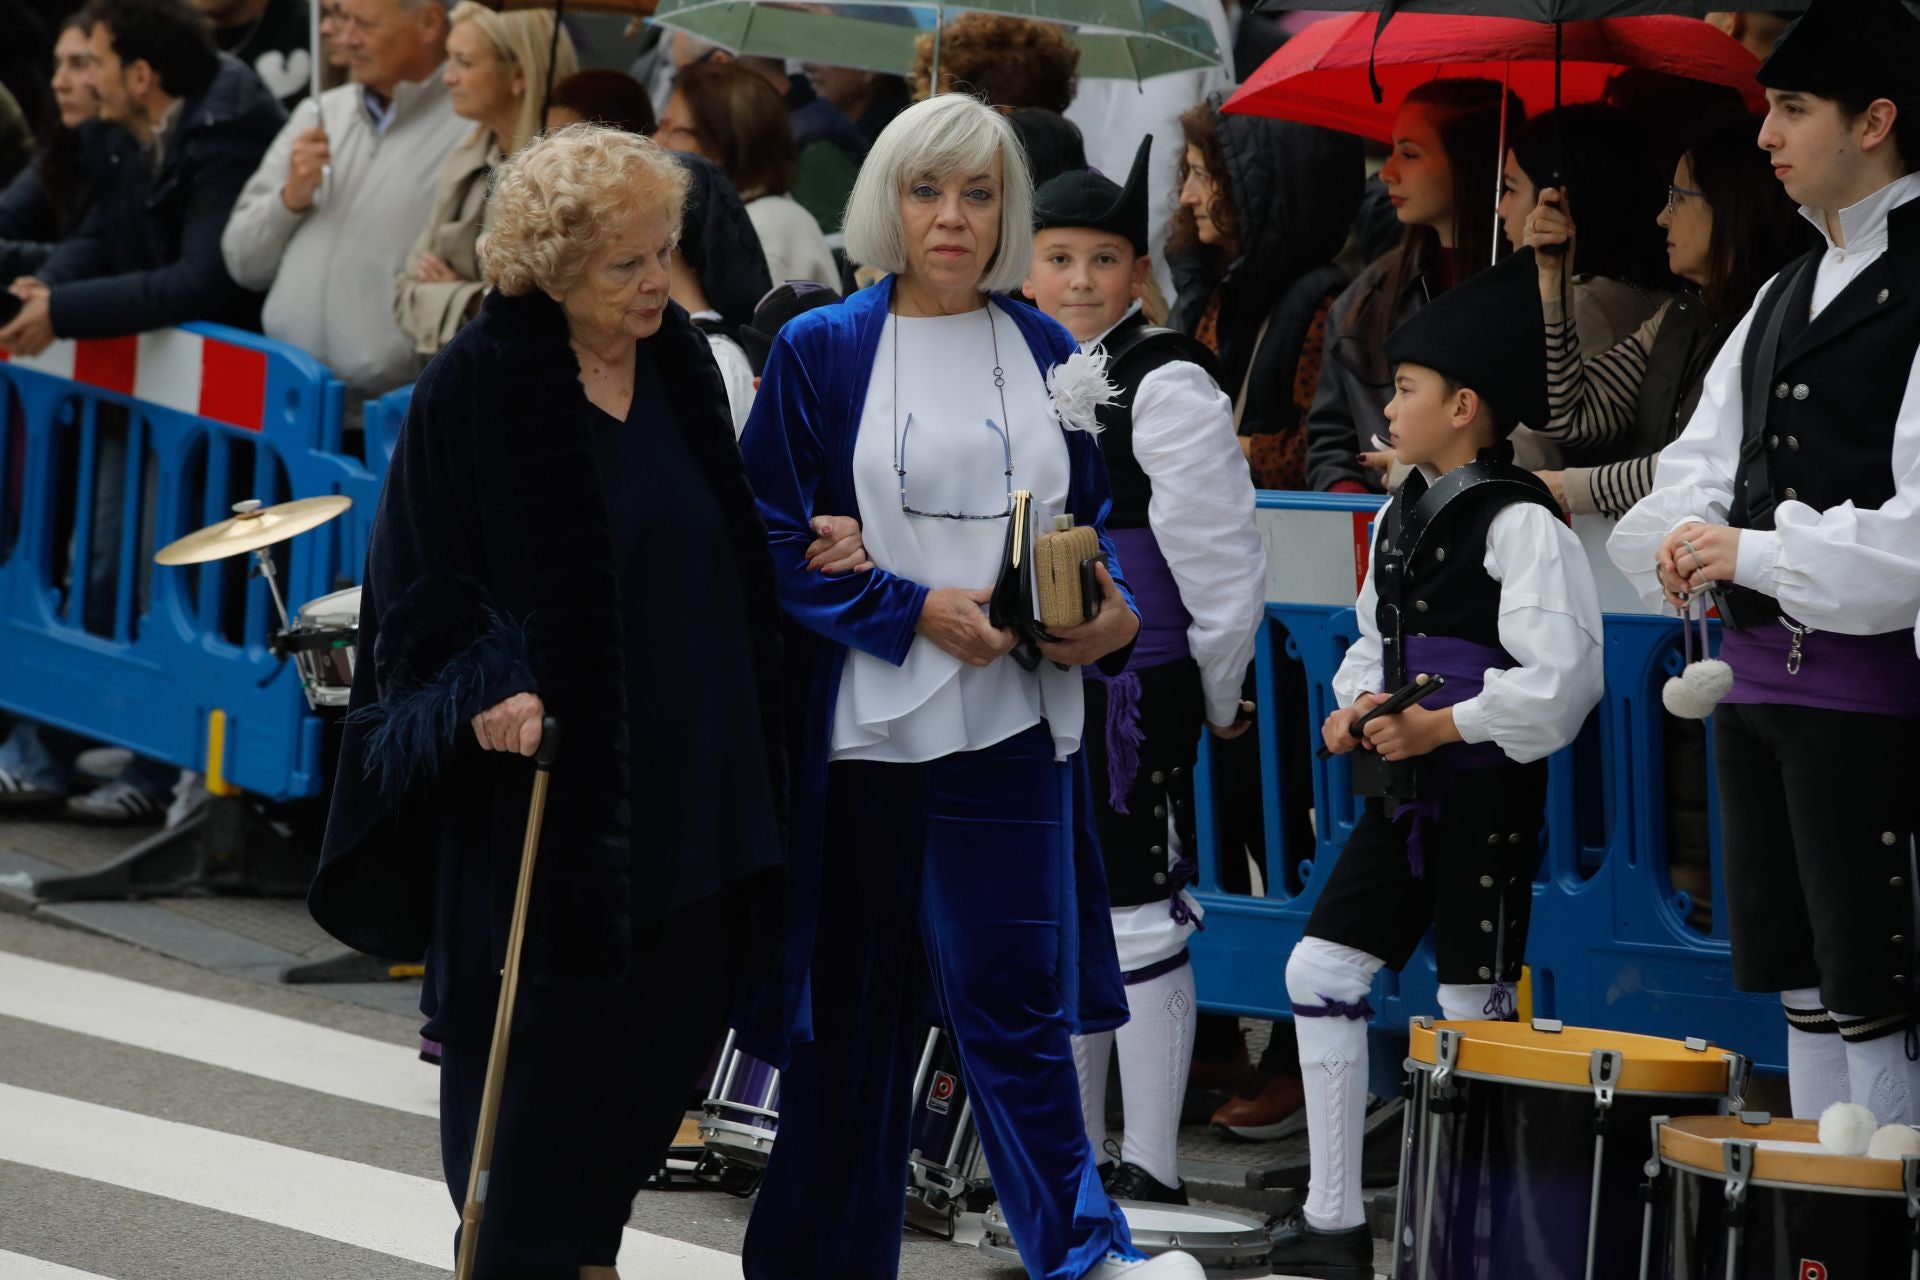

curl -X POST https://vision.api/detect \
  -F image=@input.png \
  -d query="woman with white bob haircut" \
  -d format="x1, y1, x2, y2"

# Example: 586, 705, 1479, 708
317, 123, 790, 1279
736, 94, 1204, 1280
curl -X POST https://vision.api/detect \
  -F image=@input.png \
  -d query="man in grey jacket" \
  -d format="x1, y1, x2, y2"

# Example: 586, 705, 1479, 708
221, 0, 467, 397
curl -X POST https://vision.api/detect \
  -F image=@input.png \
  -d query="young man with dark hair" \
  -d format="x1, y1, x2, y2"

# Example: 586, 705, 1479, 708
1611, 0, 1920, 1126
1270, 246, 1604, 1279
0, 0, 283, 355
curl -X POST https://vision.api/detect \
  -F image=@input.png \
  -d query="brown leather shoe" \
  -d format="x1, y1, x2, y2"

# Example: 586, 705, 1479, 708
1209, 1072, 1308, 1141
1186, 1044, 1254, 1094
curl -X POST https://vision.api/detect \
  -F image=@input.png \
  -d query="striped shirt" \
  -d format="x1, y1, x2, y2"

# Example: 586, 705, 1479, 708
1540, 293, 1679, 518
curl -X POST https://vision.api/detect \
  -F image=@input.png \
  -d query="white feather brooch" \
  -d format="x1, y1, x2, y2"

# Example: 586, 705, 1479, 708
1663, 591, 1733, 720
1047, 349, 1119, 436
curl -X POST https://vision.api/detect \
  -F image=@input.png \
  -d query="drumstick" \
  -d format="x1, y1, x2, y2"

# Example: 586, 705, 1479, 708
1318, 674, 1449, 759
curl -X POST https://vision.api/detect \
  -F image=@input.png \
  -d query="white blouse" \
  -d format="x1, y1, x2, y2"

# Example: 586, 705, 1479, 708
831, 301, 1082, 763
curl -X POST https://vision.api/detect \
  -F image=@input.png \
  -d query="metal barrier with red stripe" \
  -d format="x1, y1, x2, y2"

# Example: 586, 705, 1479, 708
0, 324, 376, 800
1186, 493, 1779, 1073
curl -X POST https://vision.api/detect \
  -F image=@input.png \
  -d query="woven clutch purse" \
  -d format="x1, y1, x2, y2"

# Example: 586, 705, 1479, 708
1034, 516, 1102, 632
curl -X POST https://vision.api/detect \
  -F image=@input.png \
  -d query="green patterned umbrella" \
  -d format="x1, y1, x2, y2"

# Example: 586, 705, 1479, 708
648, 0, 1225, 81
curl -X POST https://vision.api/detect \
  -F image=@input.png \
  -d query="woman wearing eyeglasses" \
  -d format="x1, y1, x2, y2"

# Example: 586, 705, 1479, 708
734, 94, 1203, 1280
1521, 114, 1810, 518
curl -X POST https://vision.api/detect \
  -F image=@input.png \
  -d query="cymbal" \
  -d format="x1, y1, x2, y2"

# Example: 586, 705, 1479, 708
154, 496, 354, 566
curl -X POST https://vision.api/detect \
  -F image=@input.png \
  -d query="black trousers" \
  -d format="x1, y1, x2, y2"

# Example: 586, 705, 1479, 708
438, 889, 739, 1278
1303, 765, 1546, 985
1714, 701, 1920, 1018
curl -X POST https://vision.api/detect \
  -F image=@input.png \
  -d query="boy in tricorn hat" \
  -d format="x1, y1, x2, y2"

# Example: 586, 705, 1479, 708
1269, 247, 1604, 1279
1611, 0, 1920, 1126
1024, 138, 1268, 1208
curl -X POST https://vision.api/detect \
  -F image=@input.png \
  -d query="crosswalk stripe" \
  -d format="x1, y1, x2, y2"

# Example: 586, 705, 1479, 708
0, 952, 437, 1118
0, 1253, 114, 1280
0, 1084, 741, 1276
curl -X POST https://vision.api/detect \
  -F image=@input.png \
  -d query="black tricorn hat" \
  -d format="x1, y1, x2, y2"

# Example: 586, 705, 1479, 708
1383, 248, 1547, 433
1758, 0, 1920, 99
1031, 135, 1153, 257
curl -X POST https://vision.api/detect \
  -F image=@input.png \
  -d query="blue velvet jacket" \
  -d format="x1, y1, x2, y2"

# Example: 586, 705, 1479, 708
733, 276, 1134, 1065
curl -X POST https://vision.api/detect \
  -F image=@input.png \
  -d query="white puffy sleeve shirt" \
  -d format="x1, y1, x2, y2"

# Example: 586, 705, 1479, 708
1334, 497, 1604, 764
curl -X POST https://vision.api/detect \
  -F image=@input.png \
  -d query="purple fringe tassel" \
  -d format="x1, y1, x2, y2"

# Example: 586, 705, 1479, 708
1093, 669, 1146, 813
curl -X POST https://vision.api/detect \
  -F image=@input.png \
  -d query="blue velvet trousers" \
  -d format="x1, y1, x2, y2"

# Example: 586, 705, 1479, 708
742, 725, 1132, 1280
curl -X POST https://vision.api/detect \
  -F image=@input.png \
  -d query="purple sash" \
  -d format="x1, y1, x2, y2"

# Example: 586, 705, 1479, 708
1086, 527, 1193, 813
1719, 623, 1920, 718
1391, 635, 1514, 877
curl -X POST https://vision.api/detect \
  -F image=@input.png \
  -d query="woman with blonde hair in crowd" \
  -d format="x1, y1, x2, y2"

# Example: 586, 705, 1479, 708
393, 0, 575, 356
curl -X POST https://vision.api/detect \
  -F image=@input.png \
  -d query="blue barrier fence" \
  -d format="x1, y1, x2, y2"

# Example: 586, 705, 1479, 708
0, 325, 378, 800
1185, 491, 1782, 1073
0, 336, 1777, 1067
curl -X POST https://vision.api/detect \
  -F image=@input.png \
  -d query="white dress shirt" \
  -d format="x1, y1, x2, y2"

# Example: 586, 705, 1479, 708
832, 301, 1082, 763
1608, 172, 1920, 636
1334, 493, 1604, 765
1083, 309, 1266, 725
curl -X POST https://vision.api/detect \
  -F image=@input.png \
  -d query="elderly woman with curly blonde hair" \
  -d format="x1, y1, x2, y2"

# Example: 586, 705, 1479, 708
736, 93, 1204, 1280
314, 124, 806, 1279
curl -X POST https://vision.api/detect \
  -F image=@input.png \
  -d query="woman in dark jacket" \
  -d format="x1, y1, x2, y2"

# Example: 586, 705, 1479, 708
1304, 78, 1523, 493
1168, 95, 1361, 492
312, 125, 790, 1280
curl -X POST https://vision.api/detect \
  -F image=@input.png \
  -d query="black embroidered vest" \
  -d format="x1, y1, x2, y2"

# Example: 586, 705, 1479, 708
1091, 311, 1226, 529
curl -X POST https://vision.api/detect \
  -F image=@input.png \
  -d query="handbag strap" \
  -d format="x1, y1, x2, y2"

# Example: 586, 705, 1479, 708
1232, 312, 1274, 433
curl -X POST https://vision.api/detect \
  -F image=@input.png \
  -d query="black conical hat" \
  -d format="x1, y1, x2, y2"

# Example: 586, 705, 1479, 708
1759, 0, 1920, 98
1384, 248, 1547, 432
1031, 135, 1153, 256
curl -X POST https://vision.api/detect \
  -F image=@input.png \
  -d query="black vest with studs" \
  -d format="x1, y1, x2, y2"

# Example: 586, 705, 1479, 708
1091, 311, 1227, 530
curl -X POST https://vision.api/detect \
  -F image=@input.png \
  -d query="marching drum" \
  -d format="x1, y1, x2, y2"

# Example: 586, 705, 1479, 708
906, 1026, 987, 1231
1642, 1113, 1920, 1279
980, 1201, 1270, 1277
697, 1030, 780, 1191
1394, 1018, 1745, 1280
275, 585, 361, 709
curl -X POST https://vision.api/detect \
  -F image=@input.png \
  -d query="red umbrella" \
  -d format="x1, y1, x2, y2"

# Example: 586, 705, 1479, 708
1223, 12, 1766, 139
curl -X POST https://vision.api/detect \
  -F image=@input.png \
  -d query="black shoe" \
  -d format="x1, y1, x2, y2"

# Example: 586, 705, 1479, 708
1105, 1160, 1189, 1206
1267, 1208, 1372, 1280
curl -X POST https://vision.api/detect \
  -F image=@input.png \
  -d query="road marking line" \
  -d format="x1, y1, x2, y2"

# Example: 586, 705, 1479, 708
0, 951, 437, 1117
0, 1084, 740, 1275
0, 1252, 115, 1280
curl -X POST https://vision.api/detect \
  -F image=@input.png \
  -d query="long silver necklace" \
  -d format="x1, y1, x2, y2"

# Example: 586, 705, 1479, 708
890, 301, 1014, 519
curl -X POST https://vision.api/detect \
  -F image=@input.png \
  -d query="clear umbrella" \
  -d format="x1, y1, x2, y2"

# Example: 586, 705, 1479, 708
647, 0, 1227, 82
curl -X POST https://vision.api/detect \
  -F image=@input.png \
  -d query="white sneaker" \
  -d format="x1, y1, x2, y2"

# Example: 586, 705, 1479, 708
1083, 1250, 1208, 1280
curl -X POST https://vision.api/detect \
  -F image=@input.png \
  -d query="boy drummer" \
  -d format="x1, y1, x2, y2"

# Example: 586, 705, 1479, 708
1268, 248, 1604, 1279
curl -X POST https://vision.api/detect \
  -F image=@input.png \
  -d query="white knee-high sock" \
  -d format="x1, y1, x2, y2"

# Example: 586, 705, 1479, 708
1783, 989, 1849, 1119
1114, 960, 1197, 1189
1071, 1029, 1114, 1159
1436, 982, 1511, 1024
1288, 936, 1383, 1232
1834, 1011, 1920, 1125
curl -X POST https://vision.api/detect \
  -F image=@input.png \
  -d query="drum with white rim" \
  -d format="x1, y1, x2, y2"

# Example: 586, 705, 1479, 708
275, 585, 360, 709
979, 1200, 1270, 1278
1641, 1112, 1920, 1279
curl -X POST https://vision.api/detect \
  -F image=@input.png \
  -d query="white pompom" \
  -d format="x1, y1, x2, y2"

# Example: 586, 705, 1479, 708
1819, 1101, 1879, 1155
1869, 1123, 1920, 1159
1662, 658, 1734, 719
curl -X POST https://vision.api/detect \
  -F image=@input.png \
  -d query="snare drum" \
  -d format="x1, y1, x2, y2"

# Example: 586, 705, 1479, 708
980, 1202, 1269, 1277
697, 1030, 780, 1187
1642, 1113, 1920, 1279
906, 1027, 983, 1215
275, 586, 360, 709
1396, 1018, 1744, 1280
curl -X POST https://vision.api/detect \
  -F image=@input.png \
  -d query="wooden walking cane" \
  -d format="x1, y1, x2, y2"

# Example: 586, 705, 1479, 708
455, 716, 560, 1280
